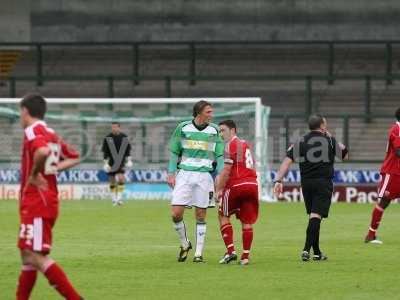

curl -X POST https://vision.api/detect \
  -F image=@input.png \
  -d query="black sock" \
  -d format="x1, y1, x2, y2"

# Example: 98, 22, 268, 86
303, 221, 312, 252
303, 218, 321, 253
313, 225, 321, 255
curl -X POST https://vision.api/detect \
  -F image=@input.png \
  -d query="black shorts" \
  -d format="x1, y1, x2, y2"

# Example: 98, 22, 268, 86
301, 178, 333, 218
107, 166, 125, 177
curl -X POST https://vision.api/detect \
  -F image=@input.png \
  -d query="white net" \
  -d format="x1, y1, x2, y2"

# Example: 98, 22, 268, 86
0, 98, 272, 200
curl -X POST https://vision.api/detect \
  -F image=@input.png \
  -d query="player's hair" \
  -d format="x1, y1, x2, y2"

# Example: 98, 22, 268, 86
192, 100, 212, 117
308, 114, 325, 130
395, 107, 400, 121
219, 119, 237, 132
111, 121, 120, 126
20, 93, 47, 120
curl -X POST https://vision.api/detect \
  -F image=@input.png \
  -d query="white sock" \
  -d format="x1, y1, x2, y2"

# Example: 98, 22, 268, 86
195, 222, 207, 257
173, 220, 189, 248
117, 192, 123, 202
111, 192, 117, 203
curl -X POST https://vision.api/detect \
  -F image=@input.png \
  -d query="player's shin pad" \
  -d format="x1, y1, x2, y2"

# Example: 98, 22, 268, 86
110, 184, 117, 202
116, 184, 125, 201
117, 183, 125, 194
195, 221, 207, 257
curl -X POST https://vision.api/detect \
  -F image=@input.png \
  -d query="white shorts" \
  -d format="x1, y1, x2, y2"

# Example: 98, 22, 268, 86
171, 170, 215, 209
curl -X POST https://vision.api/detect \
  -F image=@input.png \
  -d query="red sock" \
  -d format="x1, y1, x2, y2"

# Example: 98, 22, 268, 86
242, 227, 253, 260
220, 223, 235, 254
42, 261, 81, 300
368, 204, 385, 238
16, 265, 37, 300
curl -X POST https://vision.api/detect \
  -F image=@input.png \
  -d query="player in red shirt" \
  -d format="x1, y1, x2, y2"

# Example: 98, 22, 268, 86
215, 120, 259, 265
365, 107, 400, 244
16, 94, 84, 300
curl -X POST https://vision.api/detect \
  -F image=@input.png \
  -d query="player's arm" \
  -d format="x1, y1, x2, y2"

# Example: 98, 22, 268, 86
101, 136, 109, 158
325, 131, 349, 161
214, 132, 225, 174
274, 157, 293, 183
57, 141, 80, 172
28, 143, 51, 190
101, 137, 112, 172
273, 142, 296, 196
337, 142, 349, 160
331, 135, 349, 161
215, 163, 232, 196
167, 152, 179, 188
215, 137, 232, 198
31, 147, 51, 176
391, 126, 400, 157
57, 158, 80, 171
167, 125, 182, 188
395, 139, 400, 157
124, 135, 133, 168
273, 157, 293, 196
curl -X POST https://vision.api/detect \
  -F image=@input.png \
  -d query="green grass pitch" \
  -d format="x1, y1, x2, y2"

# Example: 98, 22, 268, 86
0, 200, 399, 300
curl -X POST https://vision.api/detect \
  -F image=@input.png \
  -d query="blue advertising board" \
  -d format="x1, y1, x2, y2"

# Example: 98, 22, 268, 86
0, 168, 382, 184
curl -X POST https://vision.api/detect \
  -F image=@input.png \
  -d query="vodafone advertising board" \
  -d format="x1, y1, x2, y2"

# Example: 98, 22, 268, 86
0, 168, 388, 202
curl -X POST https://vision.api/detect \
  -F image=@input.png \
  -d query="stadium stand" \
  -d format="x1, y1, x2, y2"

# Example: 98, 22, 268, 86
0, 51, 21, 79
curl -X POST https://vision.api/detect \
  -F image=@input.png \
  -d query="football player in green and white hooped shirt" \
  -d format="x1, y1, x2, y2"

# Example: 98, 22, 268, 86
167, 100, 224, 263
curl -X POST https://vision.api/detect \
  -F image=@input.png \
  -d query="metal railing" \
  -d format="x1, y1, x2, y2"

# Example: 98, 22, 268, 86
1, 40, 400, 86
2, 73, 399, 122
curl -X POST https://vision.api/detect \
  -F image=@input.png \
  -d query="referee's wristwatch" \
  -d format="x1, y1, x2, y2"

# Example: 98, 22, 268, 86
273, 180, 282, 184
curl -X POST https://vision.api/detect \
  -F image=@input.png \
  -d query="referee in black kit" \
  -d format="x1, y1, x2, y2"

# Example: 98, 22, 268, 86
273, 114, 349, 261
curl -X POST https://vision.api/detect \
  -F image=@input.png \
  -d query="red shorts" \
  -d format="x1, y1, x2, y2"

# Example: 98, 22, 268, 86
18, 216, 56, 254
219, 182, 259, 224
378, 173, 400, 200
